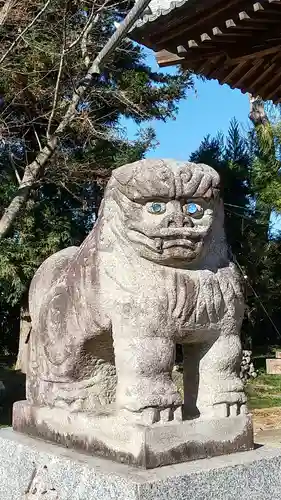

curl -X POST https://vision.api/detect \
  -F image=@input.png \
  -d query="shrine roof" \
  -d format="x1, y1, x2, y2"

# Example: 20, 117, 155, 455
134, 0, 192, 28
131, 0, 281, 103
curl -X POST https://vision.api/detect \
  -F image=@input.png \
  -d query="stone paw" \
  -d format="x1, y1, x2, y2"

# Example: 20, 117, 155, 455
119, 405, 182, 425
135, 405, 183, 425
156, 405, 183, 424
212, 402, 248, 418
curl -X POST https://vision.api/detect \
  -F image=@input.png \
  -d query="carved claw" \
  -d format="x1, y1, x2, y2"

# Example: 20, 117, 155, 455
158, 406, 182, 423
229, 403, 239, 417
240, 403, 248, 415
137, 406, 183, 425
212, 403, 229, 418
119, 405, 183, 425
173, 405, 183, 422
159, 408, 172, 423
211, 402, 248, 418
140, 408, 159, 425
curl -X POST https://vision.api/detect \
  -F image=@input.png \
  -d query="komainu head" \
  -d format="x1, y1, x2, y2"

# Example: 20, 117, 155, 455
103, 159, 226, 268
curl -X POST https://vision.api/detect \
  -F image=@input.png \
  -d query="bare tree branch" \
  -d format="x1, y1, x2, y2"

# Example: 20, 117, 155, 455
32, 126, 43, 151
60, 181, 85, 204
81, 14, 99, 68
47, 3, 67, 139
68, 2, 99, 51
0, 0, 153, 238
46, 48, 65, 139
0, 136, 57, 237
11, 164, 21, 185
0, 0, 15, 27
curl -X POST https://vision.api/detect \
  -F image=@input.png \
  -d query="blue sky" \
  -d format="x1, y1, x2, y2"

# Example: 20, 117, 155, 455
122, 48, 281, 232
122, 48, 251, 159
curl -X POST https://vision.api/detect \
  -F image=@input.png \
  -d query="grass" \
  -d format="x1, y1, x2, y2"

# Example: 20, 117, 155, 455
246, 373, 281, 409
244, 346, 281, 409
246, 361, 281, 409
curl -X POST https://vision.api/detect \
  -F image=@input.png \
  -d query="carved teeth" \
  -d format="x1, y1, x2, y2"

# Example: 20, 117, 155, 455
155, 238, 162, 250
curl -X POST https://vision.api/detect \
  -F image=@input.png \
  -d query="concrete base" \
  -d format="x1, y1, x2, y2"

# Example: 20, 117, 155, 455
1, 428, 281, 499
13, 400, 253, 468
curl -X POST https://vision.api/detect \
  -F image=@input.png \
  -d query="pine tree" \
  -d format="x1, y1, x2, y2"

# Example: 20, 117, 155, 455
190, 117, 281, 349
0, 0, 193, 357
0, 0, 192, 237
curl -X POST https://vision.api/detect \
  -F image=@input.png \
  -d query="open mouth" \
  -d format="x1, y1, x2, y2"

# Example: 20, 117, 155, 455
162, 239, 196, 250
126, 227, 203, 255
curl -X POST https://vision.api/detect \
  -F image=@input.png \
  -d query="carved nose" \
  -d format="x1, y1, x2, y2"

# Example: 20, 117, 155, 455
167, 214, 194, 228
183, 217, 194, 228
167, 214, 185, 228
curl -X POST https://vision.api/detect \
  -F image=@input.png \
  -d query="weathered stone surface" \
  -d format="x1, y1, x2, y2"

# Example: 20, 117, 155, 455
266, 359, 281, 374
275, 350, 281, 359
0, 428, 281, 500
13, 400, 253, 468
15, 159, 251, 466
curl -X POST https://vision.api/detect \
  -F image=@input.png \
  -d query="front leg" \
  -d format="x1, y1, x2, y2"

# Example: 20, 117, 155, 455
183, 330, 247, 420
112, 324, 182, 423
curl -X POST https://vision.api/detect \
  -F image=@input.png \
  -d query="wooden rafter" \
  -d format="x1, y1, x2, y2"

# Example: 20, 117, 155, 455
132, 0, 281, 102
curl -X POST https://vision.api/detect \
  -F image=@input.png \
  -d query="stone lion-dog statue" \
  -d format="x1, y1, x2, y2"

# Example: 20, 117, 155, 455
13, 159, 253, 468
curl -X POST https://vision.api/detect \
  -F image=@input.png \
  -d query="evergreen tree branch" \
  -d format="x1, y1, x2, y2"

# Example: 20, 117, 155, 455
68, 2, 99, 52
0, 0, 52, 66
0, 0, 153, 239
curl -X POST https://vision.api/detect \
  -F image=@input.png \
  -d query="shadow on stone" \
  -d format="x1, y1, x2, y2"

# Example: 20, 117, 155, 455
0, 363, 25, 427
253, 442, 263, 450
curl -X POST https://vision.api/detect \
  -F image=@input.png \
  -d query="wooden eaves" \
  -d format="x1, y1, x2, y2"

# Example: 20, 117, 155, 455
131, 0, 281, 103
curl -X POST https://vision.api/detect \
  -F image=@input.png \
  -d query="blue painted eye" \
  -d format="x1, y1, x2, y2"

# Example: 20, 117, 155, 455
147, 202, 166, 214
185, 202, 203, 218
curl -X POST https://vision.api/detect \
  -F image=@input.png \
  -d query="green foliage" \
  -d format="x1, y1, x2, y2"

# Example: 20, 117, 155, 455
248, 120, 281, 211
190, 119, 252, 259
0, 0, 193, 354
190, 117, 281, 349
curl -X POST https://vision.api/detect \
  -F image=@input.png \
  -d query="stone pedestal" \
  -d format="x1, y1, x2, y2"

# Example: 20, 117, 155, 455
1, 428, 281, 500
13, 400, 253, 469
